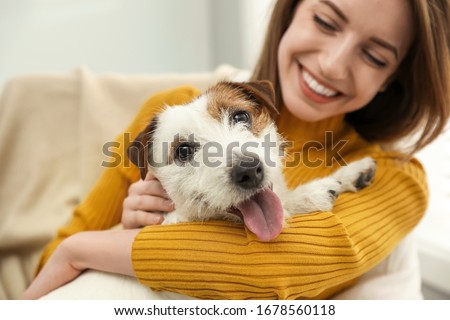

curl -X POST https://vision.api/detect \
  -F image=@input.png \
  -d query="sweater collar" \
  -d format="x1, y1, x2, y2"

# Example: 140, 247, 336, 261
275, 105, 349, 152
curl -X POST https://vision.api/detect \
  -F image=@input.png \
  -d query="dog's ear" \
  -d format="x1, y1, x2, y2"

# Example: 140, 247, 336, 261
232, 81, 278, 118
127, 117, 158, 180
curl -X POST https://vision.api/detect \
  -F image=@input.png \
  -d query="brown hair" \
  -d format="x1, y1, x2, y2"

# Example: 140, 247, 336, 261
251, 0, 450, 153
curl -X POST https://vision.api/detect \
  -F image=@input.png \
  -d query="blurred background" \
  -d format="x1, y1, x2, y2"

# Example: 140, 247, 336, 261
0, 0, 448, 299
0, 0, 272, 87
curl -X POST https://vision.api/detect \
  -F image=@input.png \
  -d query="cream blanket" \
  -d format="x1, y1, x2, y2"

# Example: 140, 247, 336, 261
0, 66, 422, 300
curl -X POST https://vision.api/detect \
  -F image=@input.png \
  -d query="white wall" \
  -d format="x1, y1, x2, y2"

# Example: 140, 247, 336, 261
239, 0, 274, 71
415, 130, 450, 299
0, 0, 276, 88
0, 0, 214, 87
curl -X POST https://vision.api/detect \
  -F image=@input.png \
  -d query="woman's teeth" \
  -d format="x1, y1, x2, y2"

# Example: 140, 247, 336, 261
302, 69, 339, 97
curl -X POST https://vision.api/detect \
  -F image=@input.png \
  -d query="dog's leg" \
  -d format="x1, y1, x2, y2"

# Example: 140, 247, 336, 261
282, 157, 377, 216
282, 177, 342, 215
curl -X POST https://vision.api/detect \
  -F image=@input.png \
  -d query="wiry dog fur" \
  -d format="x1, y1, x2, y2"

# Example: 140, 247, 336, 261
128, 81, 376, 241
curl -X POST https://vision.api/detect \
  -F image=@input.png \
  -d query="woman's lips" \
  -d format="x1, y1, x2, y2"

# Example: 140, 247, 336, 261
298, 64, 343, 104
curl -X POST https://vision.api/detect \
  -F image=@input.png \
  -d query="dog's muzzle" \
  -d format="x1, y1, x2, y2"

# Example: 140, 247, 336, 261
227, 153, 284, 242
230, 154, 264, 190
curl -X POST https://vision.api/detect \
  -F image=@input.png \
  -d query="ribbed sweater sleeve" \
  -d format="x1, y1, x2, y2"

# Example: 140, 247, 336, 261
131, 154, 428, 299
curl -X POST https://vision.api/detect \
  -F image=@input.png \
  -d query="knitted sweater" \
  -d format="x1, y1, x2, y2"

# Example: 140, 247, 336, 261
37, 86, 428, 299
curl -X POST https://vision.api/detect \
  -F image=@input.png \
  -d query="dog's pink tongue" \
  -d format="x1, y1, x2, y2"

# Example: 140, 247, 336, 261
236, 188, 284, 241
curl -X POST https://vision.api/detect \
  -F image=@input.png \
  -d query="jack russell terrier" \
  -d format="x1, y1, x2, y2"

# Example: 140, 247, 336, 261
127, 81, 376, 241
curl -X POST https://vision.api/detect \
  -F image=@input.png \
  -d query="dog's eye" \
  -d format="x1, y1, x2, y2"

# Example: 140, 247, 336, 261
175, 143, 198, 163
177, 145, 193, 160
232, 111, 251, 126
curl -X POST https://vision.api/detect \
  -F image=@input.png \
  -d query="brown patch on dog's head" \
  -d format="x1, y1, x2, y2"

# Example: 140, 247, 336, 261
127, 117, 159, 180
206, 81, 278, 136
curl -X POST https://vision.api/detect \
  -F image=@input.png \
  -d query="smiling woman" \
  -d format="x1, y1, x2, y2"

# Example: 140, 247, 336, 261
254, 0, 449, 154
23, 0, 450, 301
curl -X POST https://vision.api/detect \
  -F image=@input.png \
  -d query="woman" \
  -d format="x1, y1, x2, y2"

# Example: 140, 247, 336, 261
24, 0, 450, 299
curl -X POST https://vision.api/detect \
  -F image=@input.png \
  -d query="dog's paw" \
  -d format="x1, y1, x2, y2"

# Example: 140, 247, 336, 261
286, 177, 342, 214
332, 157, 377, 193
327, 187, 340, 200
307, 178, 343, 212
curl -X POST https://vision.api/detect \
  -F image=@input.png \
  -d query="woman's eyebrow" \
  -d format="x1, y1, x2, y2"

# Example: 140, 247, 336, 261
370, 37, 399, 60
319, 0, 399, 61
319, 0, 348, 23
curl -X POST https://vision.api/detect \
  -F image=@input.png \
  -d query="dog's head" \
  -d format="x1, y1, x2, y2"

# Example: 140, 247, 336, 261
127, 81, 285, 241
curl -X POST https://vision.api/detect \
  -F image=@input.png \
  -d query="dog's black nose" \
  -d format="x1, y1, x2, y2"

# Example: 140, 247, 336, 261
231, 155, 264, 189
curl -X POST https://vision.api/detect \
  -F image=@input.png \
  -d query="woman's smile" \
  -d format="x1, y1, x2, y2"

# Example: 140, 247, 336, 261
297, 63, 343, 104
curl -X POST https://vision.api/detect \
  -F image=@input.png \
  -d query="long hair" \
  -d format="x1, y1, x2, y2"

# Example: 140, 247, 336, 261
251, 0, 450, 153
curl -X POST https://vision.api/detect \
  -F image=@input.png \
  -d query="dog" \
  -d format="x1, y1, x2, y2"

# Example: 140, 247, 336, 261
41, 80, 376, 300
127, 81, 377, 241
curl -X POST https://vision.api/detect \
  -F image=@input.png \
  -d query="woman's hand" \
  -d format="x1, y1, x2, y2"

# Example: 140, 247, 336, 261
122, 172, 175, 228
22, 234, 84, 299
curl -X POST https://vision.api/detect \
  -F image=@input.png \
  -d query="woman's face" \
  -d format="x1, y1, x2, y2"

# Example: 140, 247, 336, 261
278, 0, 414, 122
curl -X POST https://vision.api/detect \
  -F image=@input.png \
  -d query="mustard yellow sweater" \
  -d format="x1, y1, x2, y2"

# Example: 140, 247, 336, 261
37, 86, 428, 299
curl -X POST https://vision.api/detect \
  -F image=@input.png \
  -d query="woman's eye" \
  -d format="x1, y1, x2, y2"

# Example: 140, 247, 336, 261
313, 14, 337, 32
232, 111, 251, 125
363, 49, 388, 68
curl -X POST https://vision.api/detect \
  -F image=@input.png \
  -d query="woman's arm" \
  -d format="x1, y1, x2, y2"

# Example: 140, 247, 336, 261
129, 154, 427, 300
33, 152, 426, 300
24, 229, 139, 299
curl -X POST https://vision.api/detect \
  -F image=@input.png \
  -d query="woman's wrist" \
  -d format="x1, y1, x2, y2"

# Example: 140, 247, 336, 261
60, 232, 95, 271
62, 229, 140, 276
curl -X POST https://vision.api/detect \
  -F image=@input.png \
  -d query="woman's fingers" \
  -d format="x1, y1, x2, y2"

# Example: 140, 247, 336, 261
144, 171, 155, 181
122, 174, 174, 228
122, 210, 165, 229
128, 178, 170, 199
124, 194, 174, 213
122, 194, 174, 229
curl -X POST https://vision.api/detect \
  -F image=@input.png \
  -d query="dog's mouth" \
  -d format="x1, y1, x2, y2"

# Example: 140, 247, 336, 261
226, 185, 284, 242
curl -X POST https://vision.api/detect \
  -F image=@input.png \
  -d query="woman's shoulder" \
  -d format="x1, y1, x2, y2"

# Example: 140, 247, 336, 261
140, 85, 202, 113
121, 85, 201, 141
128, 85, 202, 130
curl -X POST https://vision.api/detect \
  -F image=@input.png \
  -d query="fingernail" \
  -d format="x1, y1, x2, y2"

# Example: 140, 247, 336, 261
164, 200, 174, 208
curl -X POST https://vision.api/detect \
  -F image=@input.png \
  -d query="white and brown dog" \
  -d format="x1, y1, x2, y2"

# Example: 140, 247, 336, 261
127, 81, 376, 241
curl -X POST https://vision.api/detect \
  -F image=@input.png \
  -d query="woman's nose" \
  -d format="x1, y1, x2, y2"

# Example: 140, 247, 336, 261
319, 39, 353, 80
